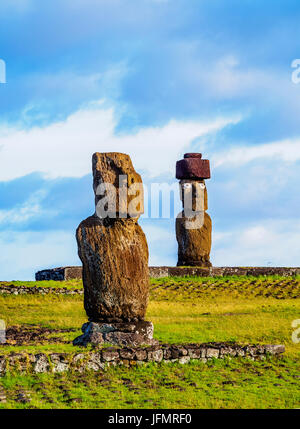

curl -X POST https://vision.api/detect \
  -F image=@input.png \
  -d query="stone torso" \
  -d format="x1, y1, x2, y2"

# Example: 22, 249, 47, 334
77, 215, 149, 322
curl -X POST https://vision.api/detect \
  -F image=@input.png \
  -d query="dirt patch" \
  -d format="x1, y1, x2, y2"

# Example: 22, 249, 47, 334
0, 325, 76, 346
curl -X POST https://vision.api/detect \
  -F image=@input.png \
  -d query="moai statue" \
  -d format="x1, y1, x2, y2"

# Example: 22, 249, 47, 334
175, 153, 212, 268
74, 152, 157, 347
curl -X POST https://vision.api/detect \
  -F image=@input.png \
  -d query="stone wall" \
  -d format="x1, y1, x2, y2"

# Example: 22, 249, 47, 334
0, 285, 83, 295
0, 342, 285, 376
35, 267, 83, 281
151, 266, 300, 278
35, 266, 300, 281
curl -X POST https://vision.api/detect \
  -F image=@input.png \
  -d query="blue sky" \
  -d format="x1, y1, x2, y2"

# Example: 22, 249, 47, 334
0, 0, 300, 279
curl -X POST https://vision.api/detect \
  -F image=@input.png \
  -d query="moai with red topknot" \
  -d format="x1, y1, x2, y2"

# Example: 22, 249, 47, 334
175, 153, 212, 268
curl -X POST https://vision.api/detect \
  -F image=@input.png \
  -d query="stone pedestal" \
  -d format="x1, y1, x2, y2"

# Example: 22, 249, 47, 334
73, 321, 158, 347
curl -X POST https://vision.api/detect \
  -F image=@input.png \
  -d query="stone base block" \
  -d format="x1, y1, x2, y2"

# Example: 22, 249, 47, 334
177, 259, 212, 268
73, 321, 158, 347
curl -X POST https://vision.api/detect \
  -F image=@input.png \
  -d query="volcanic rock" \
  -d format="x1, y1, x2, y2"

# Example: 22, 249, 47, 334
77, 215, 149, 321
73, 321, 158, 347
176, 153, 210, 180
175, 153, 212, 267
75, 152, 150, 337
176, 211, 212, 267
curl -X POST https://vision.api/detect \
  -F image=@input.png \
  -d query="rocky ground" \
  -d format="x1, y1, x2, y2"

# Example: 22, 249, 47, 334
2, 326, 76, 346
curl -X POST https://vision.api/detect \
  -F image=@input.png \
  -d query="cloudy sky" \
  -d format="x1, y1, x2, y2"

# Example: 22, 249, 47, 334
0, 0, 300, 280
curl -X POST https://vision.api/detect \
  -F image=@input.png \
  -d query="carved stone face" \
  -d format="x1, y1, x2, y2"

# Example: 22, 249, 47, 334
179, 179, 208, 213
92, 152, 144, 219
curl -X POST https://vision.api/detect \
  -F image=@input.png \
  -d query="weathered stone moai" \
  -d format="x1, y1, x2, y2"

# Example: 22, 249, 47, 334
175, 153, 212, 267
74, 152, 157, 347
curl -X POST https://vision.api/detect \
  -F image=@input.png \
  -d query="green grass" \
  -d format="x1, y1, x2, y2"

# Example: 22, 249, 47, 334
0, 358, 299, 409
0, 279, 83, 290
0, 275, 300, 408
150, 275, 300, 300
3, 274, 300, 297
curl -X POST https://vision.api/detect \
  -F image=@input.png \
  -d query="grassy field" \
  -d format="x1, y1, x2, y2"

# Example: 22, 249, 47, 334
0, 275, 299, 408
3, 274, 300, 297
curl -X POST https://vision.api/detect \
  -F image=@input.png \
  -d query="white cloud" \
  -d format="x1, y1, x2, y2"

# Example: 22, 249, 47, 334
20, 66, 127, 114
212, 219, 300, 267
0, 191, 50, 225
0, 230, 79, 281
182, 50, 300, 114
0, 100, 240, 181
141, 222, 176, 266
202, 55, 276, 98
212, 137, 300, 168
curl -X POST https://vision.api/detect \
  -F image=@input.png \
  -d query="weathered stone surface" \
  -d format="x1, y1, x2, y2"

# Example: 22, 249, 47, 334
135, 348, 148, 361
34, 265, 300, 281
152, 266, 212, 278
77, 216, 149, 322
179, 179, 208, 211
206, 348, 220, 359
147, 347, 163, 362
176, 153, 212, 268
35, 267, 65, 281
86, 359, 103, 371
102, 348, 120, 362
235, 347, 246, 357
76, 152, 149, 324
0, 342, 285, 376
34, 354, 50, 373
8, 353, 28, 372
92, 152, 144, 217
0, 284, 83, 295
50, 353, 69, 373
0, 357, 6, 375
0, 327, 5, 345
35, 267, 83, 281
163, 348, 172, 360
179, 356, 190, 364
105, 332, 155, 347
184, 153, 203, 159
119, 348, 135, 360
176, 153, 210, 180
176, 211, 212, 267
73, 321, 158, 347
169, 345, 188, 359
264, 344, 285, 355
219, 346, 237, 358
72, 353, 86, 364
187, 347, 201, 359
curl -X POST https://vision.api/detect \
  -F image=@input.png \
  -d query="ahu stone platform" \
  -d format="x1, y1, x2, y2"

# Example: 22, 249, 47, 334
0, 342, 285, 375
35, 266, 300, 281
35, 266, 83, 281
